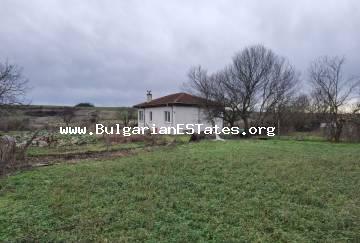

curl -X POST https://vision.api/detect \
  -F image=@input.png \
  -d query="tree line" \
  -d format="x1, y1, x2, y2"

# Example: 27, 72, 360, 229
1, 45, 360, 142
187, 45, 360, 142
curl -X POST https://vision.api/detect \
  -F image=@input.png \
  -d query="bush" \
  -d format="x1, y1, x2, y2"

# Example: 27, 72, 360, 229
0, 117, 30, 131
75, 103, 95, 107
341, 121, 360, 142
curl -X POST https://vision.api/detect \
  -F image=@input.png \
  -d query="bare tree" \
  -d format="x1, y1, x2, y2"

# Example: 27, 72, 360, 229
210, 69, 240, 127
309, 56, 360, 142
187, 66, 219, 124
226, 45, 275, 132
187, 66, 212, 100
0, 60, 28, 115
224, 45, 297, 134
187, 45, 298, 136
187, 66, 237, 128
257, 57, 298, 135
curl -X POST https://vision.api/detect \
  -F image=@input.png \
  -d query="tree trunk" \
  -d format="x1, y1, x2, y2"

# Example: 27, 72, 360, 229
277, 119, 281, 136
228, 120, 234, 128
242, 117, 250, 137
334, 120, 343, 143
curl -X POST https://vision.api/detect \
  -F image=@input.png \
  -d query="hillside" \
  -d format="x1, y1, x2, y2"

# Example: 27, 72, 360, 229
0, 105, 136, 131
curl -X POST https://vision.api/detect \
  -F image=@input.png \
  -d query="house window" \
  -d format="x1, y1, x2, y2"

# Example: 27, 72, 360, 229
164, 111, 171, 122
149, 111, 152, 121
139, 110, 144, 121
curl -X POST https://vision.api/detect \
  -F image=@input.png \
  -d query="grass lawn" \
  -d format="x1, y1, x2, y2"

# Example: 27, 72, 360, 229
0, 140, 359, 242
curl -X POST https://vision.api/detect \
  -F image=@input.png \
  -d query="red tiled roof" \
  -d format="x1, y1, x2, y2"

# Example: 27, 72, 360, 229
133, 92, 210, 108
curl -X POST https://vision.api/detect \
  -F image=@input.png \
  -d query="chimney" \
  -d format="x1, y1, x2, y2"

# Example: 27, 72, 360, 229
146, 90, 152, 102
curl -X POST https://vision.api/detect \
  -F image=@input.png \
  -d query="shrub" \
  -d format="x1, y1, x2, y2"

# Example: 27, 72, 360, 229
0, 117, 30, 131
75, 103, 95, 107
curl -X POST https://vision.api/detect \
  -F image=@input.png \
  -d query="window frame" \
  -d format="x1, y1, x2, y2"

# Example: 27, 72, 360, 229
139, 110, 144, 121
164, 111, 171, 123
149, 111, 153, 121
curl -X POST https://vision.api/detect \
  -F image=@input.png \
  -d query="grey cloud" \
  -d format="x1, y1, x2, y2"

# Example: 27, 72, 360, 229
0, 0, 359, 106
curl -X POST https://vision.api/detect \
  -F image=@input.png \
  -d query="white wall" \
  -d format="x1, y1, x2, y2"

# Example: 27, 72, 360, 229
137, 106, 223, 133
173, 106, 223, 129
139, 106, 174, 128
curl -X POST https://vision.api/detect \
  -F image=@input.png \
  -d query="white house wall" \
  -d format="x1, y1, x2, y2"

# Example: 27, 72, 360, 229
141, 106, 174, 128
137, 106, 223, 133
173, 106, 223, 129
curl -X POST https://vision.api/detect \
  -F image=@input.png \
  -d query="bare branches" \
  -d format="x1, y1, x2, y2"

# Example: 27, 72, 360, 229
187, 45, 298, 132
0, 60, 28, 106
309, 57, 359, 111
187, 66, 224, 124
257, 57, 298, 122
17, 130, 41, 161
230, 45, 276, 116
187, 66, 213, 100
309, 56, 360, 141
226, 45, 298, 131
187, 46, 359, 141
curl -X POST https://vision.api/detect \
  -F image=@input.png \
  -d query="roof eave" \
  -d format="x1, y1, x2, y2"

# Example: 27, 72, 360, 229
134, 102, 203, 108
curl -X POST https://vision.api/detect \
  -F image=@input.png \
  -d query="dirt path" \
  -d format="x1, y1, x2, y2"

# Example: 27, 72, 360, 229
1, 148, 144, 176
1, 142, 178, 176
28, 147, 154, 167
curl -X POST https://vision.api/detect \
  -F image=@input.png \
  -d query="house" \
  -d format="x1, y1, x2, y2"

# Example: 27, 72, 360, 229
133, 91, 223, 132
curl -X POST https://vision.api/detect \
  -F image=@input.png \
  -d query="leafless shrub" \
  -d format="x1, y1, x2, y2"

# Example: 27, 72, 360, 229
16, 130, 40, 161
0, 130, 39, 174
0, 60, 28, 107
118, 109, 136, 127
61, 107, 76, 126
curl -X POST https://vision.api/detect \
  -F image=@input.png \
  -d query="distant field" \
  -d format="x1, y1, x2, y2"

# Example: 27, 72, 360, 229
0, 139, 359, 241
0, 105, 136, 130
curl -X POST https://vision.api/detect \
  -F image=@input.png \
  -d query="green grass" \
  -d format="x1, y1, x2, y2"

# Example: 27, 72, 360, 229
0, 140, 359, 242
277, 133, 326, 142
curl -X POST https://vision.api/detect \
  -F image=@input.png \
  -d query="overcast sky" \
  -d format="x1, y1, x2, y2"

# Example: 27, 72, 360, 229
1, 0, 359, 106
